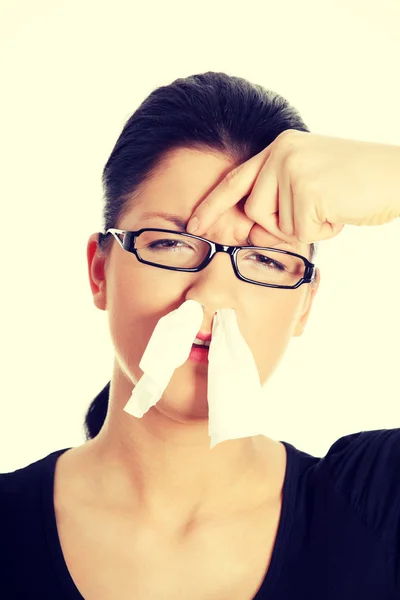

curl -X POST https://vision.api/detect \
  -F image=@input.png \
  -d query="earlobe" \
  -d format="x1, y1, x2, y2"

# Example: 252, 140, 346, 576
293, 304, 311, 337
293, 317, 307, 337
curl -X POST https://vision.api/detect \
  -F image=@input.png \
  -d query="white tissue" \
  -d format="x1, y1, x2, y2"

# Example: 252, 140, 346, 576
123, 299, 266, 449
123, 300, 203, 418
207, 308, 265, 448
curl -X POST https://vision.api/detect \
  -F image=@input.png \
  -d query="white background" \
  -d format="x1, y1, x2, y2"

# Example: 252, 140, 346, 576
1, 0, 399, 471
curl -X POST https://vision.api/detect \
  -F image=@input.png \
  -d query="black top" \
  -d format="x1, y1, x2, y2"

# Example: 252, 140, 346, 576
1, 429, 399, 599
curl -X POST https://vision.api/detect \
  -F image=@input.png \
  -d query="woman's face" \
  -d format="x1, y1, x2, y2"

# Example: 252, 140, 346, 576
88, 148, 320, 422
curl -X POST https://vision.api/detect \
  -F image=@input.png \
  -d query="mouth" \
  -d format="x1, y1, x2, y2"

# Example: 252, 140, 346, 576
193, 336, 211, 349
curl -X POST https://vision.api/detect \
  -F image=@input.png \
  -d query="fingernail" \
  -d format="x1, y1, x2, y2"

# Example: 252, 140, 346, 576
187, 217, 199, 234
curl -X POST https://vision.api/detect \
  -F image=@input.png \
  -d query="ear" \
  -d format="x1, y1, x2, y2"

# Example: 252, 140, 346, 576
87, 233, 108, 311
293, 267, 321, 337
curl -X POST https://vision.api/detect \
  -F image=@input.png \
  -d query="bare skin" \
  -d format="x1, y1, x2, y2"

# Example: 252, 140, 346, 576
53, 147, 320, 598
54, 435, 288, 599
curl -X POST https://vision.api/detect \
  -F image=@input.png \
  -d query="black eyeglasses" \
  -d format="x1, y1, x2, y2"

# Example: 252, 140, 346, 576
99, 228, 317, 290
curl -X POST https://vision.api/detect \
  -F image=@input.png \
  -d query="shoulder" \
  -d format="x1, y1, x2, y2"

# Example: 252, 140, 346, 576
322, 428, 400, 530
324, 428, 400, 484
0, 448, 71, 504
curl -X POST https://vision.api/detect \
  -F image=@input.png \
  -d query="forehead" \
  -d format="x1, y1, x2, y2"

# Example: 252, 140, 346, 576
139, 147, 235, 200
130, 147, 306, 255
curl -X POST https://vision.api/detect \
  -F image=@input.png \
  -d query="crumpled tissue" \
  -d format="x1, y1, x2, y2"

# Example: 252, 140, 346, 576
123, 299, 266, 449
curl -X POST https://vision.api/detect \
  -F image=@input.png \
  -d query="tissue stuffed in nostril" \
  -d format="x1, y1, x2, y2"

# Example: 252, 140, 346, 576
123, 300, 203, 418
207, 308, 265, 449
123, 299, 267, 450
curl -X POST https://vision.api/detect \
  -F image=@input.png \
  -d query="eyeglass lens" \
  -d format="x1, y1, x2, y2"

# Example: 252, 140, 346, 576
134, 230, 305, 286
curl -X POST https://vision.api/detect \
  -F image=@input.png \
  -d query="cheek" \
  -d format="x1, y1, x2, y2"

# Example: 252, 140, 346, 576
252, 314, 292, 359
247, 298, 302, 381
106, 268, 186, 380
108, 307, 161, 386
109, 264, 179, 313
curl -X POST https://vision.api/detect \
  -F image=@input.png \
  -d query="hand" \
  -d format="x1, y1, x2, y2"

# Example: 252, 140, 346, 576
186, 130, 400, 247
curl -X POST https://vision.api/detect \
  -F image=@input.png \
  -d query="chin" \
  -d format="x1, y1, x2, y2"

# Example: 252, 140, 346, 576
155, 394, 209, 422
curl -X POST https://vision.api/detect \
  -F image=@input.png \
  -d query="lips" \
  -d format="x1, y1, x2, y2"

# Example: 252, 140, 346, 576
193, 336, 210, 348
195, 331, 212, 342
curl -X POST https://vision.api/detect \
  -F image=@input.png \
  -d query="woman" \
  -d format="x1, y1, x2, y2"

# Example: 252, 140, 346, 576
1, 72, 399, 599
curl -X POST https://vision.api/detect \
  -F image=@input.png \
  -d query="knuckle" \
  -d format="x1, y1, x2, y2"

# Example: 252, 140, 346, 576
243, 196, 256, 220
224, 165, 241, 185
278, 128, 295, 140
296, 219, 313, 244
275, 130, 296, 155
277, 128, 301, 144
297, 231, 310, 244
276, 129, 303, 156
279, 220, 292, 236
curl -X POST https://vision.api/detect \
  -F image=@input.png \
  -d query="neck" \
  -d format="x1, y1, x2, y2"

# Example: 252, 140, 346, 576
84, 369, 279, 533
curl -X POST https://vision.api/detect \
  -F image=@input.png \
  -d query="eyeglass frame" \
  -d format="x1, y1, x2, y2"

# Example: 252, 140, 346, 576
99, 228, 317, 290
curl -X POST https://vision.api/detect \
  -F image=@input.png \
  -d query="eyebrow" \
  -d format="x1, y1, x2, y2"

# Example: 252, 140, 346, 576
140, 211, 250, 245
140, 211, 188, 231
138, 210, 296, 250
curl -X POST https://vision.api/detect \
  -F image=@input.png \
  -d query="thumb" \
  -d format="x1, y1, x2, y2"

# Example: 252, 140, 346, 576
248, 222, 295, 247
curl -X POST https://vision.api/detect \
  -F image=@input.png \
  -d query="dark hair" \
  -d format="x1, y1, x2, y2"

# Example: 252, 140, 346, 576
83, 71, 318, 441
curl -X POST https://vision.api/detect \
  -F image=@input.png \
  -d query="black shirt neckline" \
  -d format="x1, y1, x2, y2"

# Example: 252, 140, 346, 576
41, 441, 298, 599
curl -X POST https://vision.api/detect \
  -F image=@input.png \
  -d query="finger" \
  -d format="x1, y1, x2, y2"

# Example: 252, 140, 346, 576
293, 201, 345, 244
247, 222, 289, 248
186, 145, 272, 236
278, 162, 295, 237
244, 155, 298, 245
